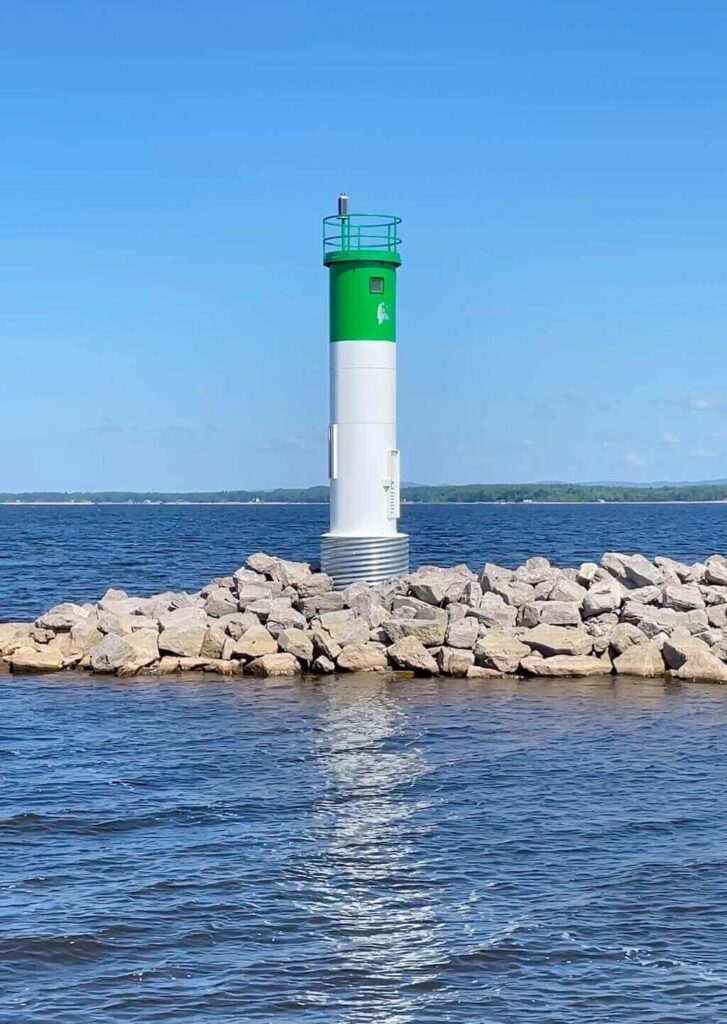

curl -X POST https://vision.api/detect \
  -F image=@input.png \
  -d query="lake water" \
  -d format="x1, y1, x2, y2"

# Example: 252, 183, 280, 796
0, 501, 725, 621
2, 503, 727, 1022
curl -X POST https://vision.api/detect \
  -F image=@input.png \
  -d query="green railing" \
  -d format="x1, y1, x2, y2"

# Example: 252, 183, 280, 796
323, 213, 401, 257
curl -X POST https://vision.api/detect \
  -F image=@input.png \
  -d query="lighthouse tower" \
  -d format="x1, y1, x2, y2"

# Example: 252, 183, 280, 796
320, 195, 409, 589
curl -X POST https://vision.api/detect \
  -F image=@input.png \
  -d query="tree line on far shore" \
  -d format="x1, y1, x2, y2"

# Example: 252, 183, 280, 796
1, 483, 727, 504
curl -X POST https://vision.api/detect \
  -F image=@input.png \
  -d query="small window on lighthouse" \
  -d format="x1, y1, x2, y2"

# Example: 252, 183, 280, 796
369, 277, 385, 294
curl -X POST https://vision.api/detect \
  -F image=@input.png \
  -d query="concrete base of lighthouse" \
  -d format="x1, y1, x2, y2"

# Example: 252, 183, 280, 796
321, 533, 409, 590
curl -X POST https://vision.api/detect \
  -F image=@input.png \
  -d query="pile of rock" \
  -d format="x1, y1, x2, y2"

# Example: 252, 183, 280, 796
3, 551, 727, 682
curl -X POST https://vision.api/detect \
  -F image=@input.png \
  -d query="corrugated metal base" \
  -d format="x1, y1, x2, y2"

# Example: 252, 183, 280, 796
321, 534, 409, 589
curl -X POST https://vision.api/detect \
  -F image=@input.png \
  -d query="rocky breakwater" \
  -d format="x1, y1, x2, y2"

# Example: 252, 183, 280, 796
3, 551, 727, 683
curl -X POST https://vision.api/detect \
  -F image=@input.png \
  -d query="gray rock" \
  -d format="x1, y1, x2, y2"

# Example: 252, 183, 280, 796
624, 554, 663, 588
200, 626, 227, 660
602, 552, 629, 578
37, 602, 90, 631
613, 643, 665, 678
237, 582, 282, 608
387, 636, 439, 674
158, 606, 208, 632
485, 578, 536, 609
158, 624, 207, 658
582, 581, 622, 618
382, 610, 447, 647
662, 635, 711, 669
538, 601, 582, 627
467, 593, 518, 630
626, 586, 662, 605
705, 559, 727, 586
115, 629, 160, 676
445, 616, 479, 649
608, 622, 647, 654
461, 581, 483, 607
311, 628, 342, 661
547, 579, 587, 605
521, 624, 593, 657
0, 623, 33, 656
90, 633, 136, 673
204, 588, 239, 618
576, 562, 602, 586
662, 584, 705, 611
408, 567, 471, 606
69, 620, 104, 656
517, 603, 541, 628
216, 611, 260, 639
246, 552, 281, 575
312, 655, 336, 674
297, 573, 334, 597
299, 592, 347, 618
8, 645, 67, 673
707, 606, 727, 629
520, 654, 609, 677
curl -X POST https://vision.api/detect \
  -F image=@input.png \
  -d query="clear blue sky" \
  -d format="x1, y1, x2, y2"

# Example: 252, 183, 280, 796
2, 0, 726, 490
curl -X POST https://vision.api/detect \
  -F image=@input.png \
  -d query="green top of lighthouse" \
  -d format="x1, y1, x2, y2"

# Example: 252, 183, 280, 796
323, 194, 401, 266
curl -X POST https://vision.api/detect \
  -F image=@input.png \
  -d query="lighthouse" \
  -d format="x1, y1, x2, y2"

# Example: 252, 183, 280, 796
320, 195, 409, 589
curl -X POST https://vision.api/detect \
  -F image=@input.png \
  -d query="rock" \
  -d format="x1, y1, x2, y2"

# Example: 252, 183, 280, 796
158, 606, 207, 631
407, 566, 471, 606
582, 582, 622, 618
520, 655, 609, 677
97, 596, 156, 616
233, 624, 278, 659
247, 652, 301, 676
474, 632, 530, 673
278, 628, 314, 663
538, 601, 582, 626
36, 602, 90, 631
216, 611, 260, 639
299, 592, 347, 618
382, 612, 447, 647
662, 584, 705, 611
268, 559, 312, 588
245, 552, 280, 575
608, 622, 647, 654
90, 633, 136, 673
237, 582, 282, 608
517, 603, 541, 628
602, 552, 629, 578
675, 651, 727, 683
626, 586, 662, 605
521, 624, 593, 657
623, 554, 663, 588
705, 559, 727, 586
707, 606, 727, 629
7, 645, 67, 673
662, 635, 711, 670
297, 573, 334, 598
466, 665, 504, 679
467, 592, 517, 629
445, 616, 479, 649
201, 659, 236, 675
515, 558, 555, 586
613, 643, 665, 678
655, 556, 699, 582
68, 620, 104, 656
324, 616, 370, 646
158, 621, 207, 657
96, 610, 138, 635
576, 562, 601, 586
343, 587, 387, 627
176, 657, 209, 671
485, 578, 536, 608
266, 605, 307, 635
157, 656, 181, 673
548, 579, 587, 605
437, 647, 475, 676
115, 629, 160, 677
204, 588, 239, 618
387, 636, 438, 675
312, 654, 336, 674
311, 628, 342, 661
461, 581, 483, 607
99, 587, 128, 603
0, 623, 33, 655
200, 626, 227, 660
337, 643, 388, 672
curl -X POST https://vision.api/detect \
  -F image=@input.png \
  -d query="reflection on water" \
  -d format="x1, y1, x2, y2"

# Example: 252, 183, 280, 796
310, 677, 445, 1022
4, 674, 727, 1022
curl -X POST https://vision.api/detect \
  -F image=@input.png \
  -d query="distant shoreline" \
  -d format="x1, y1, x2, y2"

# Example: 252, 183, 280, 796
2, 500, 727, 507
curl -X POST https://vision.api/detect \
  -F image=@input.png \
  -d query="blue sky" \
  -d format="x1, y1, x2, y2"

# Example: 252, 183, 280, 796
1, 0, 726, 490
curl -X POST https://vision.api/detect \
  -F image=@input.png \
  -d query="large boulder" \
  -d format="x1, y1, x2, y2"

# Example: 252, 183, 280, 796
204, 588, 239, 618
158, 606, 207, 631
311, 628, 342, 661
7, 645, 67, 673
520, 655, 608, 677
467, 593, 517, 630
582, 581, 622, 618
602, 552, 630, 579
90, 633, 134, 673
36, 602, 90, 631
613, 642, 665, 678
675, 651, 727, 683
437, 647, 475, 676
485, 577, 536, 609
445, 616, 479, 649
521, 624, 593, 657
278, 628, 314, 664
475, 632, 530, 673
297, 573, 334, 598
704, 559, 727, 586
387, 636, 438, 675
0, 623, 33, 655
662, 635, 712, 670
662, 584, 705, 612
247, 652, 301, 676
233, 624, 278, 659
115, 630, 160, 676
608, 622, 647, 654
158, 623, 206, 658
547, 578, 587, 605
337, 643, 388, 672
623, 554, 663, 588
538, 601, 582, 627
200, 626, 227, 660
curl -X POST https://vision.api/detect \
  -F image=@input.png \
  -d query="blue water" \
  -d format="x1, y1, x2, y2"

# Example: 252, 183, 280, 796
0, 501, 725, 621
3, 503, 727, 1022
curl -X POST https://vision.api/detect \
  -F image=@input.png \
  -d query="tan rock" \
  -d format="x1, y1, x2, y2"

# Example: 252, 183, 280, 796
521, 624, 593, 657
387, 636, 438, 675
200, 626, 226, 660
662, 635, 711, 670
278, 628, 314, 663
115, 630, 160, 676
0, 622, 33, 655
7, 645, 66, 673
234, 624, 278, 658
337, 643, 388, 672
613, 643, 665, 678
475, 632, 530, 673
247, 652, 301, 676
466, 665, 504, 679
158, 624, 206, 658
520, 655, 609, 677
675, 651, 727, 683
438, 647, 475, 676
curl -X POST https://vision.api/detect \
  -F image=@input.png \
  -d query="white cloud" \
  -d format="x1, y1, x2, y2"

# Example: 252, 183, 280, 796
687, 447, 716, 459
516, 438, 535, 448
626, 453, 647, 467
660, 432, 681, 446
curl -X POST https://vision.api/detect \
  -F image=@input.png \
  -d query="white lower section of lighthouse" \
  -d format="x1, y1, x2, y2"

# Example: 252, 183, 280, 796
321, 340, 409, 588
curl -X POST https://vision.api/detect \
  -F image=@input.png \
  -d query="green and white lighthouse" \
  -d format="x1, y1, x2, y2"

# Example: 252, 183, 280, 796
320, 194, 409, 588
